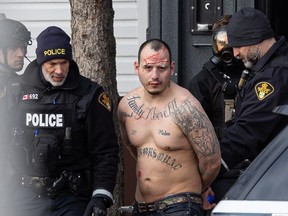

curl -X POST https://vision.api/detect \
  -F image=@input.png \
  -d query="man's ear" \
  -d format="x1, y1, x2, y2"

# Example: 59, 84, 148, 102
170, 61, 176, 75
134, 61, 139, 74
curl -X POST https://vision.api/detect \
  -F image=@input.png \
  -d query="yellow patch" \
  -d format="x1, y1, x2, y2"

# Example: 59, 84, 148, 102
98, 92, 112, 111
255, 82, 274, 100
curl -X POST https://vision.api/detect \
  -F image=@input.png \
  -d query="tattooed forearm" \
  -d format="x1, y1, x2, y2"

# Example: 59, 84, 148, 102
172, 99, 217, 156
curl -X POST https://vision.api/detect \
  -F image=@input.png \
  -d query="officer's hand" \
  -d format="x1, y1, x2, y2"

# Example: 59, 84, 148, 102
83, 195, 111, 216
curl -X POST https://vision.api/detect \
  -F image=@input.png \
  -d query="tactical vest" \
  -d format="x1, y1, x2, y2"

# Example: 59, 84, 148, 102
11, 78, 100, 177
205, 61, 240, 122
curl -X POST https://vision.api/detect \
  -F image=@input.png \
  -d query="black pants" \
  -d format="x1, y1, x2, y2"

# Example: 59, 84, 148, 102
8, 185, 89, 216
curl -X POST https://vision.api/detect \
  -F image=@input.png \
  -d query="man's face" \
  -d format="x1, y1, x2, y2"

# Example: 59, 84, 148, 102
214, 30, 228, 53
232, 45, 259, 69
134, 46, 175, 95
42, 59, 70, 86
0, 42, 27, 72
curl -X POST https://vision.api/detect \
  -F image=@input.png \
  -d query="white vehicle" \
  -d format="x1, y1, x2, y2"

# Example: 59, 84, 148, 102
212, 105, 288, 215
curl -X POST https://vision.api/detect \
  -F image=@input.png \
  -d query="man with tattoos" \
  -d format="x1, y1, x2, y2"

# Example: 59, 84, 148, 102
118, 39, 221, 216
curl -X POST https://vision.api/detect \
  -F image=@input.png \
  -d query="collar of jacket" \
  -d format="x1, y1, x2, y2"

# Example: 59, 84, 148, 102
0, 63, 15, 76
252, 36, 287, 73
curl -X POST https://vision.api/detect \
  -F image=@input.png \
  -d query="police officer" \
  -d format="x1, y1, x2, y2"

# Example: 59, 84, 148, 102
9, 26, 119, 216
187, 15, 245, 141
0, 14, 31, 150
0, 14, 32, 214
203, 7, 288, 209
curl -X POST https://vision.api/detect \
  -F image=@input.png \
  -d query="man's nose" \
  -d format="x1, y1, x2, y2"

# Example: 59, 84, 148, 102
233, 48, 240, 58
54, 64, 65, 74
16, 47, 26, 56
151, 68, 159, 78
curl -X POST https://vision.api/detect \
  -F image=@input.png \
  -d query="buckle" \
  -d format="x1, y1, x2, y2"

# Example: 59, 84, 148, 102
138, 202, 157, 213
29, 177, 46, 186
26, 176, 47, 197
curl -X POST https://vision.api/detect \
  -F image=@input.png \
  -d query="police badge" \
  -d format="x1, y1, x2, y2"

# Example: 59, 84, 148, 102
255, 82, 274, 101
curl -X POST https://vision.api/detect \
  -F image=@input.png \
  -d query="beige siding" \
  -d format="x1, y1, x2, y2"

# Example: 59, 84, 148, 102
0, 0, 145, 95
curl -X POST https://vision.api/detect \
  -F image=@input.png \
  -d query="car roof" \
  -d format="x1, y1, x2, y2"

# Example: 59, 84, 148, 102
212, 200, 288, 214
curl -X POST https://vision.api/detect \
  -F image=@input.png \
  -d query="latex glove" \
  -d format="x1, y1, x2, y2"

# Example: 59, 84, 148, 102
83, 196, 110, 216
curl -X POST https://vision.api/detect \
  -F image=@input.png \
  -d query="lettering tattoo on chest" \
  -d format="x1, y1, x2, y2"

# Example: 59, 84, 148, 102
172, 99, 216, 156
124, 95, 178, 120
137, 147, 182, 170
158, 129, 170, 136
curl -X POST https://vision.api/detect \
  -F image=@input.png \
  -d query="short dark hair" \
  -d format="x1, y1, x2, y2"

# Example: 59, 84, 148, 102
137, 38, 172, 63
212, 15, 232, 32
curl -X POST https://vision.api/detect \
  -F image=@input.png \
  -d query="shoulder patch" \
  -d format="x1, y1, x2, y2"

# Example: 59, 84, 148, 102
98, 92, 112, 111
255, 82, 274, 101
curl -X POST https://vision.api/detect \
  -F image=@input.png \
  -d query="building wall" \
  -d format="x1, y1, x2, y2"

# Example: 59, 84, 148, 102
0, 0, 147, 95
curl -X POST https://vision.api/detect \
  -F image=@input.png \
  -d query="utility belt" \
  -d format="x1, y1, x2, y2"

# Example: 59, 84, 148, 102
119, 192, 202, 214
18, 170, 92, 198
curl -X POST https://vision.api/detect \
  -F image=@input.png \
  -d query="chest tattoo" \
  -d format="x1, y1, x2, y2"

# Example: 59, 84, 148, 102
138, 147, 182, 170
126, 96, 178, 120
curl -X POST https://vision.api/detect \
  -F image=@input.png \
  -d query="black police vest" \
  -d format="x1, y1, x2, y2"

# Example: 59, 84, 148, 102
11, 81, 99, 177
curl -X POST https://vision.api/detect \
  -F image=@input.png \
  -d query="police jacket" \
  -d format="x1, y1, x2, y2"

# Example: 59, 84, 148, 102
11, 59, 119, 195
0, 66, 20, 144
220, 36, 288, 174
187, 59, 242, 139
0, 66, 20, 185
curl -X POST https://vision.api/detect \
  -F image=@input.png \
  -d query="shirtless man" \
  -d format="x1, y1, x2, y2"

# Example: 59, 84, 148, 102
118, 39, 221, 216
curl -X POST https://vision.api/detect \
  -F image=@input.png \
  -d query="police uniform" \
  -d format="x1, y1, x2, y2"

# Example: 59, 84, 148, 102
0, 69, 20, 198
187, 20, 245, 141
9, 59, 119, 215
209, 7, 288, 203
187, 59, 243, 140
210, 38, 288, 203
220, 36, 288, 172
0, 14, 32, 215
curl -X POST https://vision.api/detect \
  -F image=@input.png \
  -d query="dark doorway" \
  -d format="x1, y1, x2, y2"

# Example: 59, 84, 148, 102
256, 0, 288, 40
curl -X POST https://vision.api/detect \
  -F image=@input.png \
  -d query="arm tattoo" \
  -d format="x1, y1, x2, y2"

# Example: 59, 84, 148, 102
172, 99, 217, 156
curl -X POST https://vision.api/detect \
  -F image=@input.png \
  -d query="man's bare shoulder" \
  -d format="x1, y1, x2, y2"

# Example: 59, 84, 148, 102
171, 82, 204, 111
119, 87, 142, 107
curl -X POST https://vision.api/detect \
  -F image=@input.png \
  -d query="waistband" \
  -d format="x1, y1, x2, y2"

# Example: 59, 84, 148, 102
134, 192, 202, 213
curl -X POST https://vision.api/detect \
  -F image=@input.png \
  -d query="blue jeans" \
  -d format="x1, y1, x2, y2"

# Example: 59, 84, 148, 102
132, 192, 203, 216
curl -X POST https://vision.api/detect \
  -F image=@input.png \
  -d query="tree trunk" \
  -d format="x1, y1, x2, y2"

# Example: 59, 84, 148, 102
69, 0, 124, 215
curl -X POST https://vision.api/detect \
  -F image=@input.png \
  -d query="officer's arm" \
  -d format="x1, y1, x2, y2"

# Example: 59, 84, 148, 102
86, 88, 119, 204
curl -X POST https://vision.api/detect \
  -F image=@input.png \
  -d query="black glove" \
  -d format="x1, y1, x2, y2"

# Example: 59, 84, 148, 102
83, 195, 112, 216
